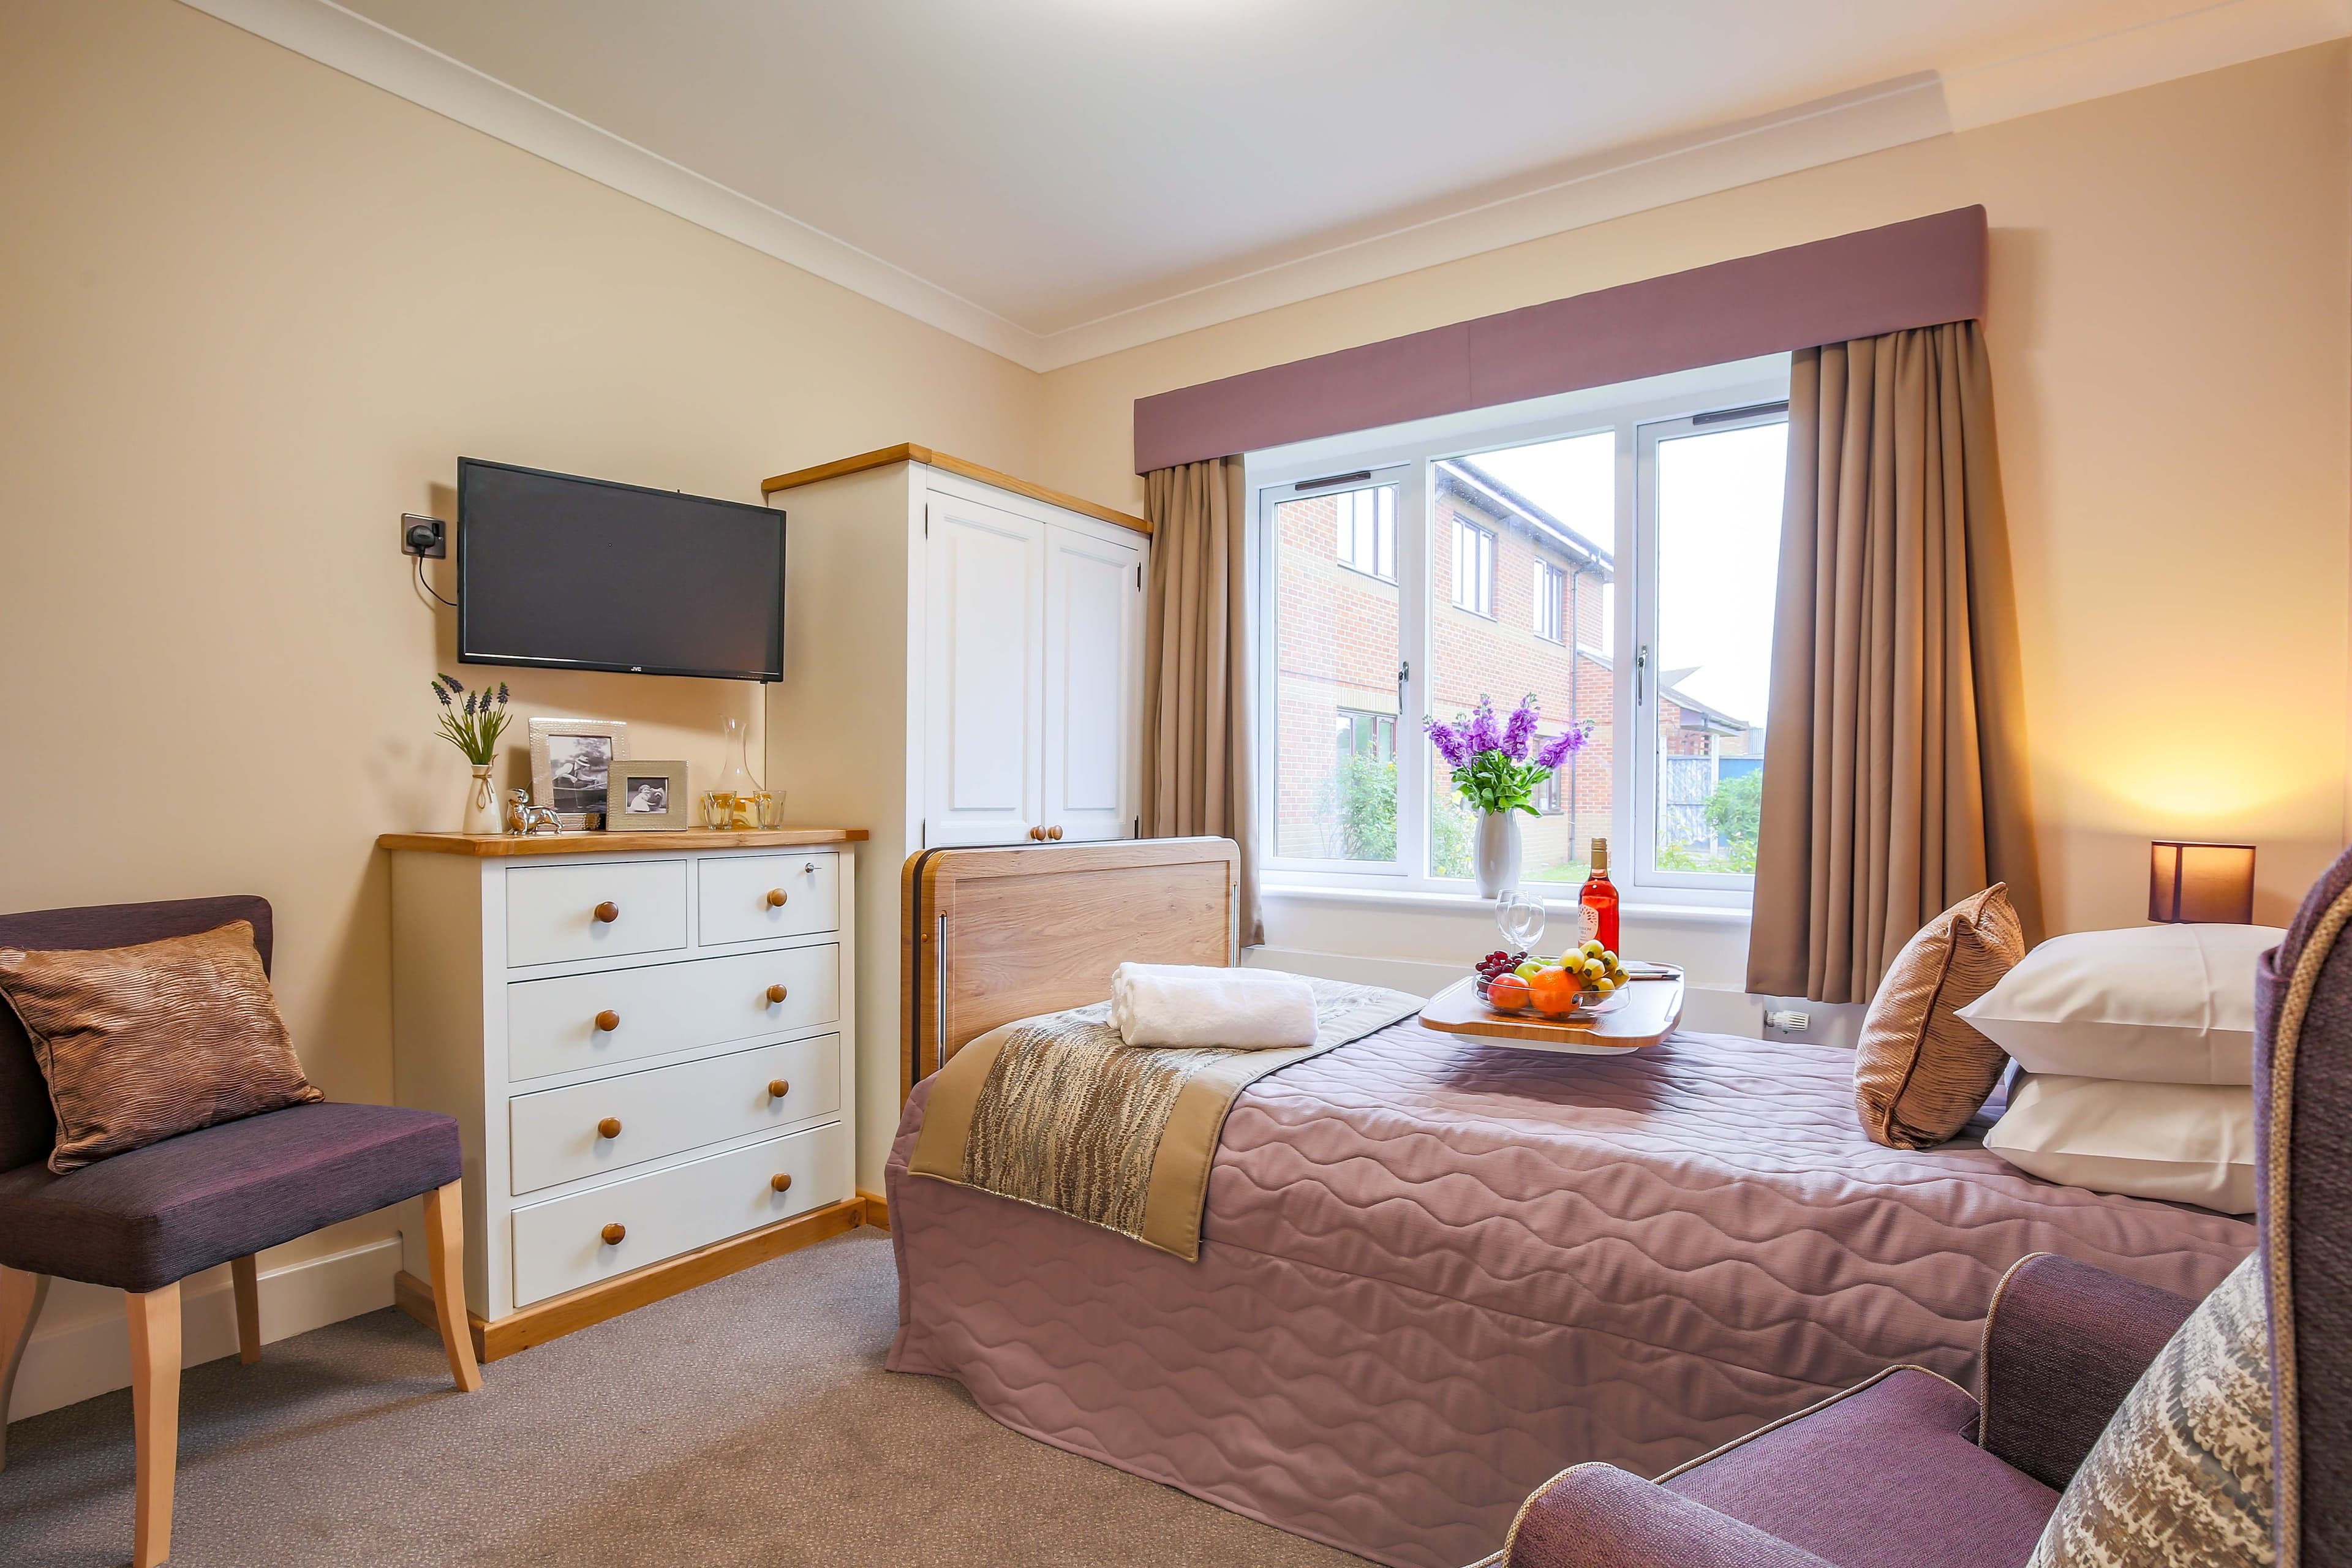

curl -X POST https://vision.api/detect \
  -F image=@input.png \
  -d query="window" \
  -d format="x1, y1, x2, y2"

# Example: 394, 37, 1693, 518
1268, 472, 1407, 864
1533, 559, 1566, 643
1253, 357, 1789, 902
1638, 411, 1787, 883
1452, 519, 1494, 616
1532, 768, 1562, 815
1334, 486, 1395, 579
1337, 707, 1397, 763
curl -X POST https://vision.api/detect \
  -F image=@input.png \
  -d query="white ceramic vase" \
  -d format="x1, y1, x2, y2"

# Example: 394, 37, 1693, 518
461, 764, 501, 835
1474, 810, 1522, 899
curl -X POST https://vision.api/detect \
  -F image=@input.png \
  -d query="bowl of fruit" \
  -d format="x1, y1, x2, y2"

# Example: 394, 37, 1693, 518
1474, 943, 1634, 1020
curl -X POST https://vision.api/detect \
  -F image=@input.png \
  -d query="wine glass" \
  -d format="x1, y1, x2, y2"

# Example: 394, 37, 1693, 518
1496, 891, 1545, 957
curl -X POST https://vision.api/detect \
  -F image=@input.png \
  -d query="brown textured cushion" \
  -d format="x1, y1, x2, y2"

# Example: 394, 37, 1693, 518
0, 921, 322, 1173
1853, 884, 2026, 1149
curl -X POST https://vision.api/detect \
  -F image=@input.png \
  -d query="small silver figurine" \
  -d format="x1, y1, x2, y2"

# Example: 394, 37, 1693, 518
506, 789, 562, 836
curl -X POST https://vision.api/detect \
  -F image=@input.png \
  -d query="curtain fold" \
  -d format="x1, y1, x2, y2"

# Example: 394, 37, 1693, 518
1747, 319, 2041, 1005
1142, 457, 1264, 949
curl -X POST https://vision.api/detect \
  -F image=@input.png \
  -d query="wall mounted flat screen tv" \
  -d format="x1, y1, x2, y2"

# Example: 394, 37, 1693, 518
457, 458, 784, 682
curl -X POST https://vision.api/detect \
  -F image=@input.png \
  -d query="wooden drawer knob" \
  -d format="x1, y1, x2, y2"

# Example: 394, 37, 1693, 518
593, 901, 620, 924
1046, 825, 1063, 840
1027, 826, 1044, 840
769, 1172, 793, 1193
766, 888, 788, 907
594, 1009, 620, 1033
765, 984, 788, 1005
596, 1117, 622, 1140
767, 1079, 790, 1099
601, 1223, 626, 1245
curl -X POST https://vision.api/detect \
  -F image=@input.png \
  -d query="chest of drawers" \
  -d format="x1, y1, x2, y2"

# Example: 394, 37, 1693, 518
382, 828, 865, 1355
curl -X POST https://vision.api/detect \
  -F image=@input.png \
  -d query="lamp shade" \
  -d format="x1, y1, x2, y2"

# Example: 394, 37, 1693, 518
2149, 841, 2256, 924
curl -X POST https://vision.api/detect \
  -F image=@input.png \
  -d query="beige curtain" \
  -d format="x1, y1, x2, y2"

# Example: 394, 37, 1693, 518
1142, 457, 1264, 948
1747, 320, 2042, 1004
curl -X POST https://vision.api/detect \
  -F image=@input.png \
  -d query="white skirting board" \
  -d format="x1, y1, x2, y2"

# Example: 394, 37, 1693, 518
4, 1234, 399, 1425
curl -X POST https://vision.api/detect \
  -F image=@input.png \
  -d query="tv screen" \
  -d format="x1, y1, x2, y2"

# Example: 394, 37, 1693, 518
457, 458, 784, 682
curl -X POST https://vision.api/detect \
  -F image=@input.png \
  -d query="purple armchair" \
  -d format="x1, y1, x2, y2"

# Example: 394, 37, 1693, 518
0, 897, 482, 1567
1501, 846, 2352, 1568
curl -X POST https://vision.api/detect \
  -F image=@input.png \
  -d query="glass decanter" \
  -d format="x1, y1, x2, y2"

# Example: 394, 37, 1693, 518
711, 715, 764, 829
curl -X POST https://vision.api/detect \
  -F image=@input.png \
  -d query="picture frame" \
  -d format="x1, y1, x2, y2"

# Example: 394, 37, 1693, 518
527, 717, 631, 831
612, 760, 690, 831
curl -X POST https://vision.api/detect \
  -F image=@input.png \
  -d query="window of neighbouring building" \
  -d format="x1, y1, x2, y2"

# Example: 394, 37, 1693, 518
1336, 707, 1397, 763
1452, 519, 1494, 617
1533, 559, 1566, 643
1250, 354, 1789, 903
1334, 485, 1396, 580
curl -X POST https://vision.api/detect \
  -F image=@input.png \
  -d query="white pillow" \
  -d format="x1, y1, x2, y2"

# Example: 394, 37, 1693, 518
1954, 924, 2282, 1085
1983, 1073, 2255, 1215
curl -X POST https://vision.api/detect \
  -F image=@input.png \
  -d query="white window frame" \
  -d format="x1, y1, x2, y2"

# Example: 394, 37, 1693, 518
1630, 405, 1789, 895
1256, 462, 1422, 880
1248, 355, 1788, 907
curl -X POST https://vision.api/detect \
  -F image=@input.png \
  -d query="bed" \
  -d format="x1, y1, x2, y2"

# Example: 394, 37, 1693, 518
884, 840, 2255, 1568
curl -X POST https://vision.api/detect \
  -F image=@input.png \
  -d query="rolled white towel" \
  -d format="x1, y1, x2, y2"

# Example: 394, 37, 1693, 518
1111, 962, 1319, 1049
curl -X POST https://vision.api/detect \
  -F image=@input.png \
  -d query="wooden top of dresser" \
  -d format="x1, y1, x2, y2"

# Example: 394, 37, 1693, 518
377, 828, 869, 858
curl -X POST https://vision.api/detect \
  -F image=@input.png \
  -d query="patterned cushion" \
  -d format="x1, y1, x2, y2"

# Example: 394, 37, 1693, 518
1853, 884, 2026, 1148
0, 921, 322, 1172
2026, 1252, 2274, 1567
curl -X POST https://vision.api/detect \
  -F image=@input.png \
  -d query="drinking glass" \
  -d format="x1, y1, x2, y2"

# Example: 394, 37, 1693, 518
1496, 891, 1546, 955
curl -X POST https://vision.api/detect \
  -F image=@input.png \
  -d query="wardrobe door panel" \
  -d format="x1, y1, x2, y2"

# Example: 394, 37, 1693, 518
923, 491, 1044, 848
1042, 524, 1142, 843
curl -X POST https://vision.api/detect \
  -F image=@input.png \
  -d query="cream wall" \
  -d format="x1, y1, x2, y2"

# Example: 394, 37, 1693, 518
1039, 43, 2352, 940
0, 0, 1036, 1412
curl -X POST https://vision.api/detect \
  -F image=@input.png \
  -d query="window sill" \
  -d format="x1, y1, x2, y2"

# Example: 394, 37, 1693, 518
1262, 881, 1752, 925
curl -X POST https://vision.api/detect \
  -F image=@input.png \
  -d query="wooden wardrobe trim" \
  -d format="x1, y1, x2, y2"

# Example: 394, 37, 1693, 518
760, 445, 1152, 537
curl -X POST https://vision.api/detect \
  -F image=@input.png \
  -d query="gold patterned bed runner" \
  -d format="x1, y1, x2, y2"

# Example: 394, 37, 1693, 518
908, 980, 1422, 1261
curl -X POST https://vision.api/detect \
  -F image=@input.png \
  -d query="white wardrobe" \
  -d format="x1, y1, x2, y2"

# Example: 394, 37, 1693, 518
760, 447, 1150, 1187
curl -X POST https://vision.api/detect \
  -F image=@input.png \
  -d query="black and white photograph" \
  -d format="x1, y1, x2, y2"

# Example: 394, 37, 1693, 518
527, 717, 631, 831
623, 774, 669, 815
546, 733, 613, 818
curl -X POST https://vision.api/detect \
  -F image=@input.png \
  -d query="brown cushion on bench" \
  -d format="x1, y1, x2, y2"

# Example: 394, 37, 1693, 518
0, 919, 322, 1172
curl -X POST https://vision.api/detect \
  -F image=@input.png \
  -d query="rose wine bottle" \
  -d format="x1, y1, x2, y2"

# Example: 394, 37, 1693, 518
1580, 839, 1620, 954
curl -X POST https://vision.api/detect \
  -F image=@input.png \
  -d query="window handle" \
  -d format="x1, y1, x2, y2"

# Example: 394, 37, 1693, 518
1396, 660, 1411, 711
1636, 644, 1649, 704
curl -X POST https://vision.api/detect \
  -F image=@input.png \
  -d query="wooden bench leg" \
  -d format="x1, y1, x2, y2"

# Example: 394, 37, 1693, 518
423, 1181, 481, 1393
230, 1256, 261, 1366
127, 1283, 180, 1568
1, 1267, 48, 1472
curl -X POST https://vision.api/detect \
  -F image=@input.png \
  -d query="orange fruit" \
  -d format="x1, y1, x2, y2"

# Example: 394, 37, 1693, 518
1487, 973, 1530, 1012
1527, 964, 1580, 1017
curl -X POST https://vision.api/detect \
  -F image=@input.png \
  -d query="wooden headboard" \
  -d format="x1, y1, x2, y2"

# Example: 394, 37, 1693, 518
900, 837, 1241, 1098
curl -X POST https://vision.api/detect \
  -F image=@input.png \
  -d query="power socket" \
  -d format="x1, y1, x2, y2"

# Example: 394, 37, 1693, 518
401, 514, 447, 559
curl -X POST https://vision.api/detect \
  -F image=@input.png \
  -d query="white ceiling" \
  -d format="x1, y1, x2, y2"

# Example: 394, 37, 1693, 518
198, 0, 2349, 367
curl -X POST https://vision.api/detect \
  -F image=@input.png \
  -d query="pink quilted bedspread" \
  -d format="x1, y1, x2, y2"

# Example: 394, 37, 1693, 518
885, 1021, 2252, 1568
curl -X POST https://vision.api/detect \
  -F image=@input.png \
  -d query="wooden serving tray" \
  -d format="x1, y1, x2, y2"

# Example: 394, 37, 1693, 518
1419, 973, 1684, 1054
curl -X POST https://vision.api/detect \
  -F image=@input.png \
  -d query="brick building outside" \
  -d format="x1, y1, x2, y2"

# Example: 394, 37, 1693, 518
1272, 459, 1763, 880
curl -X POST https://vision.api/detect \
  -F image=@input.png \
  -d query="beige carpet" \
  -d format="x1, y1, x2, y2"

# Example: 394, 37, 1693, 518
0, 1229, 1371, 1566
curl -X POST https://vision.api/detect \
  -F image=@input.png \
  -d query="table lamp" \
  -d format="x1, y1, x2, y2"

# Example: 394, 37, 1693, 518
2148, 840, 2256, 924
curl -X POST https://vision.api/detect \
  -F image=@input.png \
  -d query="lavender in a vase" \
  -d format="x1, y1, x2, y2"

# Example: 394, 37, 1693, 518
1426, 694, 1589, 815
